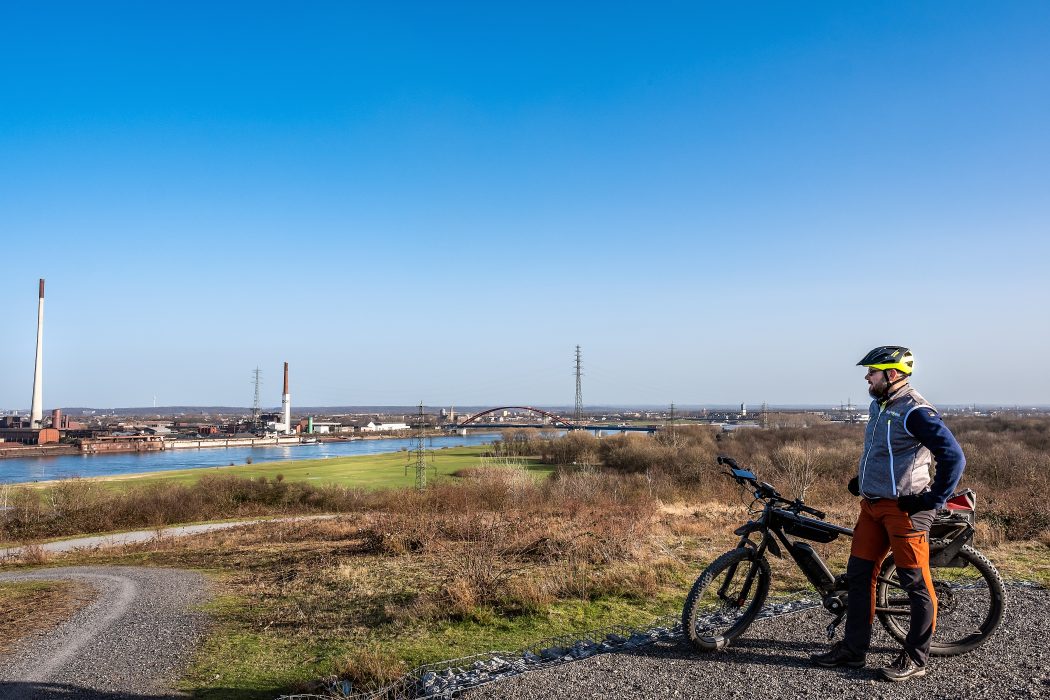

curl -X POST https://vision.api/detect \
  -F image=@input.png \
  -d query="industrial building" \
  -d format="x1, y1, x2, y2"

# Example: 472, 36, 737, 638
0, 427, 60, 445
358, 420, 410, 432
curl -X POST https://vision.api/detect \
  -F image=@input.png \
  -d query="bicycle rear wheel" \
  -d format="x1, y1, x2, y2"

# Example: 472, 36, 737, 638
682, 547, 771, 651
876, 542, 1006, 656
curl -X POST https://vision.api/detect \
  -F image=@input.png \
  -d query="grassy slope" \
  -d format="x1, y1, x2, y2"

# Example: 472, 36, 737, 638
39, 521, 1049, 700
31, 445, 553, 490
32, 525, 696, 700
6, 437, 1048, 699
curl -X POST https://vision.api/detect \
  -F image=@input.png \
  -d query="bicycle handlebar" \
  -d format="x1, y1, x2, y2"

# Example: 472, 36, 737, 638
796, 502, 827, 519
720, 455, 827, 520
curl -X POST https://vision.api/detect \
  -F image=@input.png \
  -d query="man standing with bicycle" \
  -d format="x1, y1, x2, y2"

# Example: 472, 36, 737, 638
811, 346, 966, 681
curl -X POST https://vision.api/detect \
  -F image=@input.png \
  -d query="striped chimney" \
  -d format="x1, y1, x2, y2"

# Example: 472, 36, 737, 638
281, 362, 291, 434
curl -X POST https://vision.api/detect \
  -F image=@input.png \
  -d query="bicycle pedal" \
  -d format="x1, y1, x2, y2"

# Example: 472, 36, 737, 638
826, 613, 845, 640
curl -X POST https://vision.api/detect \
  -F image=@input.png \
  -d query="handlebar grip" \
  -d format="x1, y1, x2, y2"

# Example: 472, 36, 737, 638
717, 455, 739, 468
802, 505, 827, 519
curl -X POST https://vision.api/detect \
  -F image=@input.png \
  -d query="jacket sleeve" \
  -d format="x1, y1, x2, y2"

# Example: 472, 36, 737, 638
905, 407, 966, 509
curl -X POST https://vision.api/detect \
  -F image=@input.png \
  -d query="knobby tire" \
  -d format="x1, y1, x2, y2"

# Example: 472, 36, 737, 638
875, 542, 1006, 656
682, 547, 771, 651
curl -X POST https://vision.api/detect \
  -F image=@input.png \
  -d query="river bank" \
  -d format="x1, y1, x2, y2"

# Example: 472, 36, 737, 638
0, 429, 463, 461
0, 444, 79, 460
0, 432, 501, 484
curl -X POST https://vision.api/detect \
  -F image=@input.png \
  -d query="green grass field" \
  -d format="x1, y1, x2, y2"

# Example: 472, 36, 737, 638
59, 445, 554, 491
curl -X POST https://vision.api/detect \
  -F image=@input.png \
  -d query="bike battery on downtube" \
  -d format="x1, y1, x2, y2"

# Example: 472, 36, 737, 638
788, 542, 836, 590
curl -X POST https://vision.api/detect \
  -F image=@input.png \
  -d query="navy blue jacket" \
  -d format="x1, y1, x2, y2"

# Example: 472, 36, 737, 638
905, 407, 966, 509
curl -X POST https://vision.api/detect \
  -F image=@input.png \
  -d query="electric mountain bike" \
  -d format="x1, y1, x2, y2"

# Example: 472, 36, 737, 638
682, 456, 1006, 656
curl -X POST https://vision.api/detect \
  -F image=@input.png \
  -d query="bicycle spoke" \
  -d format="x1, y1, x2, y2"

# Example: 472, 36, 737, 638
686, 552, 768, 643
876, 545, 1003, 655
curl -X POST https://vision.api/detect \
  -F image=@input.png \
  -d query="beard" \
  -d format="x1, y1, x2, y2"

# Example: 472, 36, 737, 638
868, 382, 888, 400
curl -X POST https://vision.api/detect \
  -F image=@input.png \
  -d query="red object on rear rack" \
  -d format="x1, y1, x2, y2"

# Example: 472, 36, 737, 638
946, 489, 976, 512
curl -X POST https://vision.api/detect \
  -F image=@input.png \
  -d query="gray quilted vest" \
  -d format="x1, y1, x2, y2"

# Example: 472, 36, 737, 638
858, 384, 936, 499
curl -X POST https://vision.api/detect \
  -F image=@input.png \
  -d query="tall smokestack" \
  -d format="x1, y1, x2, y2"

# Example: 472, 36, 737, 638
281, 362, 291, 434
30, 279, 44, 428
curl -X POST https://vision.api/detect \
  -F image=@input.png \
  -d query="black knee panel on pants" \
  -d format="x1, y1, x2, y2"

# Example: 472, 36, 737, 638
846, 555, 876, 591
895, 566, 931, 595
843, 555, 878, 654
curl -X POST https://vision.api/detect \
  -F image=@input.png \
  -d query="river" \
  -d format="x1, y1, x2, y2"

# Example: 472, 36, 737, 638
0, 433, 499, 484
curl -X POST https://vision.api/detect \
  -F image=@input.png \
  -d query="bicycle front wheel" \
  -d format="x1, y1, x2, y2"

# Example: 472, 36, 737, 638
876, 542, 1006, 656
682, 547, 771, 651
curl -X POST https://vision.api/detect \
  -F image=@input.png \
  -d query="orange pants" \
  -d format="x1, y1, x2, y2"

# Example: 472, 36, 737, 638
843, 499, 938, 664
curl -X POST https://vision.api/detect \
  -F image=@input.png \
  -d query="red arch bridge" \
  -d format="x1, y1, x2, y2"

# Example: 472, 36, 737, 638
447, 406, 659, 433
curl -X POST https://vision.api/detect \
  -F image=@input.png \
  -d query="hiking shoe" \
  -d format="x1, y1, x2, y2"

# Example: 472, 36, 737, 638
878, 651, 927, 682
810, 642, 866, 668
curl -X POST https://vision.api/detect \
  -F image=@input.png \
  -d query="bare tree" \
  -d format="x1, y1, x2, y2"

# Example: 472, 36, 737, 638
772, 441, 822, 500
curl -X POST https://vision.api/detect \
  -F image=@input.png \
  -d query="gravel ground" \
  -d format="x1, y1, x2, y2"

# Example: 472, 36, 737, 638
462, 586, 1050, 700
0, 566, 210, 700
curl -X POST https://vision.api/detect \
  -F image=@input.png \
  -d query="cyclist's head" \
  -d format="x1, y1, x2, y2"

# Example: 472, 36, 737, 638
858, 346, 914, 375
858, 346, 913, 399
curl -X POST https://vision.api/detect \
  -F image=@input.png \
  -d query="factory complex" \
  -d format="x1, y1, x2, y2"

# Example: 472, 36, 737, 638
1, 279, 419, 458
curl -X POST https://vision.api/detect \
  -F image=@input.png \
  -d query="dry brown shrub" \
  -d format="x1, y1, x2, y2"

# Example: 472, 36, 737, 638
975, 521, 1006, 548
549, 560, 591, 600
360, 513, 435, 555
502, 574, 556, 613
0, 474, 375, 542
488, 429, 543, 457
433, 549, 516, 619
662, 507, 720, 539
446, 467, 534, 511
598, 433, 671, 475
539, 431, 600, 466
769, 442, 823, 501
590, 562, 664, 599
440, 575, 480, 619
16, 543, 50, 566
334, 645, 408, 692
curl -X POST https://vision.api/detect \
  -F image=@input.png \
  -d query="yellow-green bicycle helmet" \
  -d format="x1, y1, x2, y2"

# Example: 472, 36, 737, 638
857, 346, 914, 375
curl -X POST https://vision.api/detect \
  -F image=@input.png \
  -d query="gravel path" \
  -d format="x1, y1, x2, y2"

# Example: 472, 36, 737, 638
0, 514, 337, 560
463, 586, 1050, 700
0, 566, 210, 699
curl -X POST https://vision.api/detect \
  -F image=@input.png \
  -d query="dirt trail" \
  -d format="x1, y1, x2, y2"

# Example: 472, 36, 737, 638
0, 567, 210, 700
0, 514, 337, 560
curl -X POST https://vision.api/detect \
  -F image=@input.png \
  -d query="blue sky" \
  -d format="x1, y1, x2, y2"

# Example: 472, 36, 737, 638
2, 2, 1048, 409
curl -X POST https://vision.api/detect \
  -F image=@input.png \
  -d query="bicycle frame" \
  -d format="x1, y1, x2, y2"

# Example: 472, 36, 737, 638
722, 459, 977, 628
734, 507, 851, 596
686, 457, 1002, 655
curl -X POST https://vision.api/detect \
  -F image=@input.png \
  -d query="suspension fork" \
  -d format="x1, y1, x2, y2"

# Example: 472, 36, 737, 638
718, 531, 769, 604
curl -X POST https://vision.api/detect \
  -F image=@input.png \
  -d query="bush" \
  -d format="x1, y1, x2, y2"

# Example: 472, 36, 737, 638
0, 476, 373, 542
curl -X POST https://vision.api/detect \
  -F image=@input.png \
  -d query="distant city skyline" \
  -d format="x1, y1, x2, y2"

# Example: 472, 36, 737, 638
2, 3, 1048, 407
3, 403, 1048, 416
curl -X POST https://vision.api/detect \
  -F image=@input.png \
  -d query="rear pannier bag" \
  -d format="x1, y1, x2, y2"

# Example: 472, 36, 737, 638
936, 488, 976, 527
